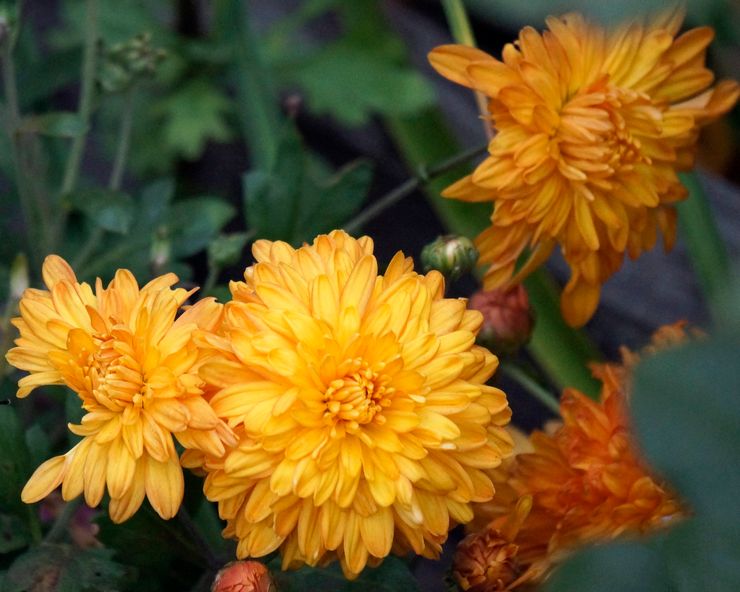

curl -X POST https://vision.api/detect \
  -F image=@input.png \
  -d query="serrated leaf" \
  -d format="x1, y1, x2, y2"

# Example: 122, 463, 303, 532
168, 197, 236, 258
19, 112, 88, 137
68, 189, 135, 234
269, 556, 419, 592
288, 40, 434, 126
243, 124, 372, 244
157, 79, 233, 159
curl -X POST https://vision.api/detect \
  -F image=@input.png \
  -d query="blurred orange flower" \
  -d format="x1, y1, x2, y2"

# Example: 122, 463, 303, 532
430, 10, 739, 326
455, 324, 688, 589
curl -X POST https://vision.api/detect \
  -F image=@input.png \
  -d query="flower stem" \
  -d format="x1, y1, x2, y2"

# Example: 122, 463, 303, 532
56, 0, 99, 244
500, 361, 561, 415
344, 143, 487, 233
176, 506, 222, 571
440, 0, 493, 140
72, 89, 135, 271
44, 498, 82, 543
1, 35, 48, 265
677, 172, 731, 312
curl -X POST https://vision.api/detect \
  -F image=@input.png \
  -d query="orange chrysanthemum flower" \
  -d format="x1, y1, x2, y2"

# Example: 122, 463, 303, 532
429, 10, 739, 326
457, 324, 688, 589
184, 230, 513, 578
5, 256, 234, 523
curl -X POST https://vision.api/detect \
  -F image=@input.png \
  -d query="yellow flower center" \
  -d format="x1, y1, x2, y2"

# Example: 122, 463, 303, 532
322, 360, 394, 432
82, 334, 146, 412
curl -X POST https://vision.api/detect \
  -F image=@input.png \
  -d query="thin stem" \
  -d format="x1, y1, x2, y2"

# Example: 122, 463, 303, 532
56, 0, 99, 244
676, 171, 731, 312
108, 89, 134, 192
202, 265, 220, 296
1, 42, 46, 264
440, 0, 493, 140
500, 362, 561, 415
44, 498, 82, 543
72, 90, 135, 271
344, 143, 487, 233
176, 507, 222, 571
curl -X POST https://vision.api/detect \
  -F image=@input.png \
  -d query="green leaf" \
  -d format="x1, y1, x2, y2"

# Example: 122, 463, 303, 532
287, 40, 435, 126
68, 189, 135, 234
156, 79, 233, 160
545, 541, 673, 592
244, 124, 373, 244
269, 556, 419, 592
631, 334, 740, 522
4, 545, 131, 592
0, 405, 31, 513
208, 233, 251, 268
18, 112, 89, 137
168, 197, 236, 258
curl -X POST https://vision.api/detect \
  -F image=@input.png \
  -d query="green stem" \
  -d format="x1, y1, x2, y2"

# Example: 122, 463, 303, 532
215, 0, 282, 169
44, 498, 82, 543
440, 0, 492, 139
56, 0, 99, 244
500, 361, 561, 415
1, 41, 46, 265
72, 89, 135, 271
176, 507, 222, 571
202, 264, 220, 296
676, 172, 731, 311
108, 90, 134, 192
524, 270, 601, 397
344, 143, 487, 233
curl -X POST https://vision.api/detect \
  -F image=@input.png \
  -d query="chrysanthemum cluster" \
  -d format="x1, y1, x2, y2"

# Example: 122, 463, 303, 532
430, 9, 739, 326
6, 233, 512, 577
453, 325, 688, 591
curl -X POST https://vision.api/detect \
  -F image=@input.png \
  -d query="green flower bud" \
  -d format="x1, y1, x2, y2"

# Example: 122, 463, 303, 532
98, 33, 167, 94
421, 235, 478, 282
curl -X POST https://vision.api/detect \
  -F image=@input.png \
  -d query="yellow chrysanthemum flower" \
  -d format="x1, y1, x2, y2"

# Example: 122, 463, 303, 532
5, 256, 235, 523
429, 10, 739, 326
184, 230, 513, 578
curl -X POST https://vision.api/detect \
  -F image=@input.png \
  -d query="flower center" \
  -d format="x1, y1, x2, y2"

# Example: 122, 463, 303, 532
86, 334, 146, 411
322, 360, 394, 433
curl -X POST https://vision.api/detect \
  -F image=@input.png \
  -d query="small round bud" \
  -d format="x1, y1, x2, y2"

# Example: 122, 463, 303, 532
453, 530, 522, 592
150, 229, 171, 273
211, 561, 273, 592
421, 235, 478, 282
470, 285, 534, 355
98, 33, 167, 94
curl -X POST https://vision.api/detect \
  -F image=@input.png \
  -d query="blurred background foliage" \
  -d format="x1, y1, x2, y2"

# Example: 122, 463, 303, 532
0, 1, 738, 591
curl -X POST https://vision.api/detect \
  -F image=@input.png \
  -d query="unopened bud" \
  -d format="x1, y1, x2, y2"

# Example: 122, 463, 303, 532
211, 561, 273, 592
150, 229, 170, 272
98, 33, 167, 94
421, 235, 478, 282
470, 285, 534, 355
9, 253, 28, 300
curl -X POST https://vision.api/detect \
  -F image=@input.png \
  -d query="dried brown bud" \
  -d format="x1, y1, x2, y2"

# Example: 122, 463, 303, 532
211, 561, 273, 592
470, 286, 534, 355
453, 529, 522, 592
